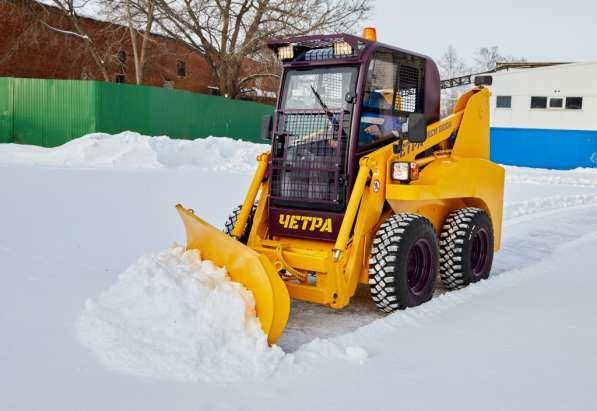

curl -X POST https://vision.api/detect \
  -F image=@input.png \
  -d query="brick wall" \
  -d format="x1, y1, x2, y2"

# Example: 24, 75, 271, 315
0, 0, 249, 95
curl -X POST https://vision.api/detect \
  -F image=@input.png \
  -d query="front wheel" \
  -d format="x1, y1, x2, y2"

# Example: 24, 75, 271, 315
368, 213, 439, 312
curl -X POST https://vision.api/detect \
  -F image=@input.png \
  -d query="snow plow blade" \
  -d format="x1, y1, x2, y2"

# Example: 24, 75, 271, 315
176, 204, 290, 344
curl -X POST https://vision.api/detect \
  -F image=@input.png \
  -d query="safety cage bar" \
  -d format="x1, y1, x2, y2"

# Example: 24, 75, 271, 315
269, 109, 350, 211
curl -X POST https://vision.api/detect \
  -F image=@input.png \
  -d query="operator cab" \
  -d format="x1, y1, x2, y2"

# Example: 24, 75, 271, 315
264, 29, 440, 236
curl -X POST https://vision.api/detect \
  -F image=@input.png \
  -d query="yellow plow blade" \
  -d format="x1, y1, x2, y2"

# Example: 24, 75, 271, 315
176, 204, 290, 344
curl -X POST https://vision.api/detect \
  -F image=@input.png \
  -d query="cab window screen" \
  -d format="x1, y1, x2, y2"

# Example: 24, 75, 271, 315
358, 49, 424, 147
362, 51, 396, 113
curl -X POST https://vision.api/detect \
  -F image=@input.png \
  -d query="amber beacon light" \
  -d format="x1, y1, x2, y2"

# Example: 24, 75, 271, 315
362, 27, 377, 41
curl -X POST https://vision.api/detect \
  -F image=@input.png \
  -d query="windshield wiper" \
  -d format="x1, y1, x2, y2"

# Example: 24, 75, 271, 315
310, 85, 337, 126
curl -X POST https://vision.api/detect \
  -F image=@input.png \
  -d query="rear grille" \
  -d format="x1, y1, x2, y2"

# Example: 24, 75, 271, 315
270, 109, 350, 209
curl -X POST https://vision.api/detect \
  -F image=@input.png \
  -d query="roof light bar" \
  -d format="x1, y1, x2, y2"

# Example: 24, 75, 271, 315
277, 45, 294, 61
333, 41, 353, 57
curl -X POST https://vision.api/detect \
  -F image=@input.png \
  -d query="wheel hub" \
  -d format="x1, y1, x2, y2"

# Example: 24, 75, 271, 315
471, 228, 490, 278
407, 239, 433, 295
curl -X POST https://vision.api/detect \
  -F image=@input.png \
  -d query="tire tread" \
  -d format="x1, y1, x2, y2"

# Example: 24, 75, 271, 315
369, 213, 437, 312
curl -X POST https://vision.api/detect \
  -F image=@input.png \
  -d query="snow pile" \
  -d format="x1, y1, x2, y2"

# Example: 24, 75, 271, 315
0, 132, 268, 171
75, 246, 284, 383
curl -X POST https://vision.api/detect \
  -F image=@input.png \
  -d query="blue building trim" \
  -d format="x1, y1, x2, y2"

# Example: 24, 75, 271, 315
490, 127, 597, 170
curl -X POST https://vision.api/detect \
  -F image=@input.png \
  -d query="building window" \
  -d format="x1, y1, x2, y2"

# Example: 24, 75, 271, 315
530, 96, 547, 109
115, 74, 125, 83
208, 86, 220, 96
549, 97, 563, 109
117, 50, 127, 64
566, 97, 583, 109
496, 95, 511, 108
176, 60, 187, 77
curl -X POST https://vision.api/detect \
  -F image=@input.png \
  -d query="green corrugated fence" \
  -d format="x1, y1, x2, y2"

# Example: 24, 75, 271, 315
0, 78, 14, 144
0, 77, 274, 146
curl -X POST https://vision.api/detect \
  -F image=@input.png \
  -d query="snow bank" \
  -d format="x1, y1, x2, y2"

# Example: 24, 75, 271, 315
75, 246, 284, 383
0, 132, 268, 171
3, 132, 596, 180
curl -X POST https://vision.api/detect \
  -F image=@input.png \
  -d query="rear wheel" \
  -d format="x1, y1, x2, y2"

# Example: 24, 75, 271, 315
439, 207, 494, 290
223, 204, 257, 244
368, 213, 439, 312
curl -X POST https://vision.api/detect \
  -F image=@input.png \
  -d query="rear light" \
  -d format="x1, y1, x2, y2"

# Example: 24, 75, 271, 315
409, 162, 420, 180
391, 162, 419, 182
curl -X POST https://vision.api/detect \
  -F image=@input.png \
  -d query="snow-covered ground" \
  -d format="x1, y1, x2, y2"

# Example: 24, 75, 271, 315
1, 133, 597, 410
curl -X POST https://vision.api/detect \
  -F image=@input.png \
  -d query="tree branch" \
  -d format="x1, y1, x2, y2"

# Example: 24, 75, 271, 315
40, 20, 90, 40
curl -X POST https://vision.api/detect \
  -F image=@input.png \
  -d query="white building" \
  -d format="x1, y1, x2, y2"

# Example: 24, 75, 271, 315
487, 61, 597, 169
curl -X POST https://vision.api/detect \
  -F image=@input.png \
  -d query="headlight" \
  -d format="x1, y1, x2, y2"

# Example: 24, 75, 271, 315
392, 162, 410, 181
391, 162, 419, 182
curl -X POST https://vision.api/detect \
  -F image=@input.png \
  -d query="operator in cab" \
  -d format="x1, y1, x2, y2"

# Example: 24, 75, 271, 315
359, 89, 402, 146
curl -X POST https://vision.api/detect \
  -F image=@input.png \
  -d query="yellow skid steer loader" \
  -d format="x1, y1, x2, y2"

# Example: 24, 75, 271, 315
177, 29, 505, 344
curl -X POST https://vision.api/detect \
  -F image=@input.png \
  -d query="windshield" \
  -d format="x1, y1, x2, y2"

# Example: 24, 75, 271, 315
281, 67, 358, 111
271, 66, 358, 209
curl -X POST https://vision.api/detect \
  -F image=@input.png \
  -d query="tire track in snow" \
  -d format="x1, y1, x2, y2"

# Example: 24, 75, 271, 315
291, 205, 597, 359
503, 192, 597, 223
506, 171, 597, 188
279, 193, 597, 352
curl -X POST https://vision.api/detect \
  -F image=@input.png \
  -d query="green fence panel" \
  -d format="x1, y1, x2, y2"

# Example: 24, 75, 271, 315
11, 78, 96, 146
0, 78, 14, 143
94, 82, 273, 143
95, 82, 198, 139
0, 77, 274, 147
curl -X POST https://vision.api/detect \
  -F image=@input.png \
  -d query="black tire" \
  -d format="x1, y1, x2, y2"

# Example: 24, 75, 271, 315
368, 213, 439, 312
223, 204, 257, 244
439, 207, 494, 290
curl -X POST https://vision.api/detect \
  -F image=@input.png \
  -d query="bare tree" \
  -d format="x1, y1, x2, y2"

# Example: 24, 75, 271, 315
101, 0, 158, 84
41, 0, 117, 81
474, 46, 526, 72
151, 0, 371, 98
473, 46, 501, 72
438, 45, 471, 117
437, 45, 469, 79
236, 45, 281, 99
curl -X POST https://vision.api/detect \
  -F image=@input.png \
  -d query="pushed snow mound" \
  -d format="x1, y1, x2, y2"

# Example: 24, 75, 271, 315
76, 247, 284, 383
0, 132, 268, 171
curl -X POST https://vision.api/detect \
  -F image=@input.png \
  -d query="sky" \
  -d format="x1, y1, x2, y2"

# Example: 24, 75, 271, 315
366, 0, 596, 65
